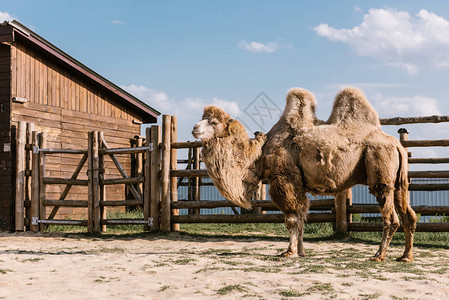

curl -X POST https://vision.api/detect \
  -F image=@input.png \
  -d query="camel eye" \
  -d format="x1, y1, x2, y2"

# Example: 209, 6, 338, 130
210, 120, 219, 126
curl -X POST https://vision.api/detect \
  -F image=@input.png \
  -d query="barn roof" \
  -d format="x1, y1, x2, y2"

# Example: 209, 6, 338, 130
0, 20, 160, 123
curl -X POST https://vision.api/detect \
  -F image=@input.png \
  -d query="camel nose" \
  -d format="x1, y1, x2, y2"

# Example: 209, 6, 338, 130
192, 124, 199, 135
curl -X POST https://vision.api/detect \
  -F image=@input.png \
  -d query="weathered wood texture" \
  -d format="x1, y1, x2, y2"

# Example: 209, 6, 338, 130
6, 40, 146, 221
0, 44, 11, 230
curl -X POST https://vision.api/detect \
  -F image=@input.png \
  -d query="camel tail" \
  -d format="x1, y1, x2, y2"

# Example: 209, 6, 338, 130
396, 146, 409, 191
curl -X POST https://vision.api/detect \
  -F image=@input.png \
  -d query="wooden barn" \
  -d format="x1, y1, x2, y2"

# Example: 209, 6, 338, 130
0, 21, 160, 230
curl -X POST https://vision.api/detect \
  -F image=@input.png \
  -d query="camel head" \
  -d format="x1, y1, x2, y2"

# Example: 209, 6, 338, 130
192, 106, 232, 140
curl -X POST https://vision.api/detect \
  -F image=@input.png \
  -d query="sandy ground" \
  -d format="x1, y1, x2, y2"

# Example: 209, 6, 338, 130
0, 232, 448, 300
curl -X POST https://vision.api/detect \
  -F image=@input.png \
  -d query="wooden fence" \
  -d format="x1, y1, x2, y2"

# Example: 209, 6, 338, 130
14, 115, 449, 233
159, 114, 449, 233
14, 121, 157, 232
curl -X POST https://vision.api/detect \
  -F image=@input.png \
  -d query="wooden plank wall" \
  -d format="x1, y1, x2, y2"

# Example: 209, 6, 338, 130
0, 44, 12, 230
10, 41, 145, 219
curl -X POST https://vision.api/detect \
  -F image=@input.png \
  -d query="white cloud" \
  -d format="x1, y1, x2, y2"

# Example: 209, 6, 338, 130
238, 41, 280, 53
372, 94, 441, 117
329, 82, 405, 90
314, 8, 449, 73
111, 19, 125, 25
121, 84, 170, 111
121, 84, 242, 140
0, 11, 14, 22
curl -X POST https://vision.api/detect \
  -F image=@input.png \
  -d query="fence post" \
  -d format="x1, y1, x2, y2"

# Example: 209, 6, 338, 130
38, 132, 47, 231
87, 131, 101, 232
170, 116, 180, 231
335, 189, 352, 234
25, 122, 35, 231
160, 115, 172, 232
150, 125, 161, 231
144, 127, 151, 231
98, 132, 106, 232
136, 135, 143, 193
30, 131, 39, 232
15, 121, 26, 231
398, 128, 411, 208
193, 147, 200, 215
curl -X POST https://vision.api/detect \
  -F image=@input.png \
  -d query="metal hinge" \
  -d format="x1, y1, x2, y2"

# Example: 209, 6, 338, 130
148, 217, 153, 226
31, 217, 40, 225
32, 145, 39, 154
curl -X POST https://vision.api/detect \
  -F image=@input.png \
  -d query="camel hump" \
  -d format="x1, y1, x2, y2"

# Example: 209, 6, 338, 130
327, 87, 381, 128
283, 88, 317, 129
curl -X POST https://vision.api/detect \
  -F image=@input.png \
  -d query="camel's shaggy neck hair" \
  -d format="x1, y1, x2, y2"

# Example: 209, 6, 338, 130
195, 106, 266, 209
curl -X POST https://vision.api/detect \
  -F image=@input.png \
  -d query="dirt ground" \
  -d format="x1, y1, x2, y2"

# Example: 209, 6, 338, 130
0, 232, 448, 300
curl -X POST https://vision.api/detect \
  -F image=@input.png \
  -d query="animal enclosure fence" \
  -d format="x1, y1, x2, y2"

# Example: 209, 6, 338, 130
14, 121, 156, 232
14, 115, 449, 233
160, 114, 449, 233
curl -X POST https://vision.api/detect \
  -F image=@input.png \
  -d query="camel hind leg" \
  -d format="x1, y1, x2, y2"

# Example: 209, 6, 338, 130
369, 186, 399, 261
394, 188, 417, 262
270, 177, 309, 257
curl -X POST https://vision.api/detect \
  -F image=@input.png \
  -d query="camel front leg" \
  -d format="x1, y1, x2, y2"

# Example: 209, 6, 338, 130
282, 211, 305, 257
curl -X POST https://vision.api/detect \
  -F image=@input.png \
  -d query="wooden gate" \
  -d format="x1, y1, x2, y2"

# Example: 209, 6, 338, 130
15, 122, 159, 233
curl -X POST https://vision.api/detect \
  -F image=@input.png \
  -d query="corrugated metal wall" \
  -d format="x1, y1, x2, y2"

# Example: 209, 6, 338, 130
177, 178, 449, 217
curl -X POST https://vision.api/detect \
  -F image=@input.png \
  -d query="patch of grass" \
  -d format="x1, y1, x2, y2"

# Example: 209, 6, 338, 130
359, 292, 381, 300
308, 282, 334, 294
0, 269, 13, 274
402, 275, 428, 281
90, 247, 126, 254
181, 223, 288, 237
243, 266, 281, 273
391, 296, 412, 300
279, 289, 309, 297
216, 284, 247, 295
21, 258, 44, 263
94, 276, 107, 283
172, 258, 196, 265
159, 285, 172, 292
44, 209, 146, 233
302, 264, 328, 274
221, 260, 245, 266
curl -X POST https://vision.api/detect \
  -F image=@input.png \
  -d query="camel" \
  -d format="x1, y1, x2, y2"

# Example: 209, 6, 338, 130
192, 87, 417, 262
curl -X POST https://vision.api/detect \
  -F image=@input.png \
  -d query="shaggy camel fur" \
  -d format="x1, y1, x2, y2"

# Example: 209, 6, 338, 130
192, 106, 266, 209
192, 87, 417, 262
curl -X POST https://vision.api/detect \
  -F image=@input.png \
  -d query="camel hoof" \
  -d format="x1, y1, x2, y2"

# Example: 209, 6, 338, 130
280, 251, 298, 258
368, 256, 385, 262
396, 256, 413, 263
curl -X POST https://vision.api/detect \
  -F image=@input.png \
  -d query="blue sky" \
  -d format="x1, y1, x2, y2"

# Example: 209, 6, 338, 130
2, 1, 449, 165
